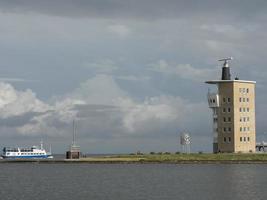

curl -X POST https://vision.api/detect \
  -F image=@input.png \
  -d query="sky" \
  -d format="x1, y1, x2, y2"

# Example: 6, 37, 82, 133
0, 0, 267, 153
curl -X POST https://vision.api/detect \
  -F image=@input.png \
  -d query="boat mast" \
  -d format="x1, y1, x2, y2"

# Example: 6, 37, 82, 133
40, 140, 43, 150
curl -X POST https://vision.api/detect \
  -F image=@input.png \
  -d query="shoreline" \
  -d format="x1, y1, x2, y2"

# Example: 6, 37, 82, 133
2, 160, 267, 164
2, 153, 267, 164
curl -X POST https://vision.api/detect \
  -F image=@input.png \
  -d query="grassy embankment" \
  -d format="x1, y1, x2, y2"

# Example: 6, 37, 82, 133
80, 153, 267, 163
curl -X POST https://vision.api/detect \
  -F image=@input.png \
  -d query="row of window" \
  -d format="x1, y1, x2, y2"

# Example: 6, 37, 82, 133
240, 117, 250, 122
209, 99, 216, 104
240, 137, 250, 142
20, 153, 45, 155
223, 137, 251, 143
223, 97, 231, 103
240, 107, 250, 112
239, 97, 249, 103
240, 127, 250, 132
239, 88, 249, 94
223, 137, 231, 143
222, 107, 231, 113
223, 127, 231, 133
223, 117, 231, 122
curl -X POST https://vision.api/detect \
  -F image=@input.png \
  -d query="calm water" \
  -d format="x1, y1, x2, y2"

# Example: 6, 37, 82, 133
0, 164, 267, 200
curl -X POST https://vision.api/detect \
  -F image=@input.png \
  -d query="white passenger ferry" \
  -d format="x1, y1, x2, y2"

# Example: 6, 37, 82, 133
1, 142, 53, 159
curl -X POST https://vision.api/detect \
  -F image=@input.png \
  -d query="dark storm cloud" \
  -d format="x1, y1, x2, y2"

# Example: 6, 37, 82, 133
0, 112, 42, 127
0, 0, 267, 21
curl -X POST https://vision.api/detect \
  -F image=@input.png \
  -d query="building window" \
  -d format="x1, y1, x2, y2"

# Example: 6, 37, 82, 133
240, 117, 242, 122
240, 137, 242, 142
224, 127, 227, 132
228, 127, 231, 132
247, 108, 249, 112
228, 137, 231, 142
248, 137, 250, 142
243, 88, 246, 93
224, 137, 227, 142
228, 108, 231, 112
223, 117, 226, 122
239, 88, 242, 93
240, 108, 242, 112
247, 98, 249, 102
228, 117, 231, 122
223, 108, 226, 113
247, 88, 249, 93
247, 127, 250, 131
239, 97, 242, 102
223, 98, 226, 103
243, 108, 246, 112
244, 127, 247, 131
227, 98, 231, 103
243, 98, 246, 102
243, 117, 246, 122
213, 99, 215, 103
240, 127, 242, 132
244, 137, 246, 142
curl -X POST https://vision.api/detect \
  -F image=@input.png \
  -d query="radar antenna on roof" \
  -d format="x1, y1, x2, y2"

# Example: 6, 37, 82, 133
218, 57, 233, 68
219, 57, 233, 80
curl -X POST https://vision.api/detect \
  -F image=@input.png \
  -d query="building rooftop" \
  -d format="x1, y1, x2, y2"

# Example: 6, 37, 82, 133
205, 80, 256, 84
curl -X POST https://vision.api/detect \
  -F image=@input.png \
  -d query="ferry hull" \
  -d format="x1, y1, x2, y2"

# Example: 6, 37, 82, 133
2, 155, 50, 159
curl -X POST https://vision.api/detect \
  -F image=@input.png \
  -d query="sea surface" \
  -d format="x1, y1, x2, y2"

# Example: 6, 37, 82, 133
0, 163, 266, 200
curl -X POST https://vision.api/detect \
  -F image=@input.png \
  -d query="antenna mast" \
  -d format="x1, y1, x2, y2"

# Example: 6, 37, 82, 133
72, 119, 76, 146
219, 57, 233, 80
